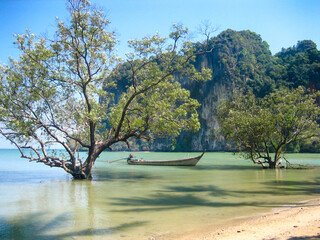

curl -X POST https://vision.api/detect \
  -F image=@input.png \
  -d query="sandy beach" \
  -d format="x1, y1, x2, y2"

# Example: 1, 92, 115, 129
157, 198, 320, 240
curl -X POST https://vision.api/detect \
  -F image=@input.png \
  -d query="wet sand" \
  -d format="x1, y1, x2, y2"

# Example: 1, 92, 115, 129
157, 198, 320, 240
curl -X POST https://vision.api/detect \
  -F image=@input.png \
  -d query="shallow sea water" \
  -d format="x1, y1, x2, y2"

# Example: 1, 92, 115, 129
0, 150, 319, 239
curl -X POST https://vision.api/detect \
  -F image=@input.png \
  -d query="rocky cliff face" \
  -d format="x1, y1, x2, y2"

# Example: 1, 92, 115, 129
106, 29, 276, 151
105, 30, 320, 152
169, 29, 274, 151
147, 32, 320, 152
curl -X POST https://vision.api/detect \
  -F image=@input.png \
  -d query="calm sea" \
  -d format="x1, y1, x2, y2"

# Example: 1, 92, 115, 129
0, 149, 319, 239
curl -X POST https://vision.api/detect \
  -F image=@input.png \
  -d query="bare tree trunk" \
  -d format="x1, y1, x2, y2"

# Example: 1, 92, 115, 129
268, 161, 277, 169
72, 169, 89, 180
269, 150, 282, 169
71, 144, 105, 180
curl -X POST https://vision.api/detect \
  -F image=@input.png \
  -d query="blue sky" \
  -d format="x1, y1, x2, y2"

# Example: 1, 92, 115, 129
0, 0, 320, 147
1, 0, 320, 63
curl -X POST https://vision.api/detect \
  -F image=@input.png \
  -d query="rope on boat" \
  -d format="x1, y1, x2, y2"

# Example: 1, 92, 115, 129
108, 158, 127, 164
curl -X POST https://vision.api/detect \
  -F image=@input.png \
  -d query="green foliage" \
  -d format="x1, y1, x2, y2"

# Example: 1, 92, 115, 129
195, 29, 276, 98
0, 0, 116, 148
275, 40, 320, 90
0, 0, 211, 179
217, 87, 320, 168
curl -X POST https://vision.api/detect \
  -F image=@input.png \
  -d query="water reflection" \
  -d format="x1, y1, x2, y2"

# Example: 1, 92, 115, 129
0, 179, 150, 239
0, 212, 147, 240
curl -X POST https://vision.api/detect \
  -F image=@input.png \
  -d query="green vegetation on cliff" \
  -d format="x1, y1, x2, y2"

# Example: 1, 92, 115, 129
275, 40, 320, 90
195, 29, 276, 97
105, 29, 320, 152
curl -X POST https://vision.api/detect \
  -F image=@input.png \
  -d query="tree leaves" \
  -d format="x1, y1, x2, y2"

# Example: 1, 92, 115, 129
0, 0, 211, 178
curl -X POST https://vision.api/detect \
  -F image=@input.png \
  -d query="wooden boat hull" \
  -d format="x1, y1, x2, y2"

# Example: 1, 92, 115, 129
127, 151, 205, 166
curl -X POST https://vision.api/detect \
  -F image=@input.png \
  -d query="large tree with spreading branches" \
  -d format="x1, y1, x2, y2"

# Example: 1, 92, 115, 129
0, 0, 211, 179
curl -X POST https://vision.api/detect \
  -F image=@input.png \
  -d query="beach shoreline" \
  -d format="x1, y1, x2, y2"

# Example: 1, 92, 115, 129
156, 198, 320, 240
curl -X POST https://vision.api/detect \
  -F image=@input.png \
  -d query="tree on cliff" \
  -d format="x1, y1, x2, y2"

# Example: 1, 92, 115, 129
217, 87, 320, 168
0, 0, 211, 179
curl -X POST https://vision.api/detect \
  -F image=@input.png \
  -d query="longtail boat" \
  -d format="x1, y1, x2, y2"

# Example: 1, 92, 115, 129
127, 151, 206, 166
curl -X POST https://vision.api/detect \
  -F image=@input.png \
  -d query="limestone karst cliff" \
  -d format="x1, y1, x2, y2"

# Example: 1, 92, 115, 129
155, 29, 275, 151
104, 29, 320, 152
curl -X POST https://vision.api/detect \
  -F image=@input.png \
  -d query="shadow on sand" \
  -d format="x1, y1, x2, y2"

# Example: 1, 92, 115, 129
288, 235, 320, 240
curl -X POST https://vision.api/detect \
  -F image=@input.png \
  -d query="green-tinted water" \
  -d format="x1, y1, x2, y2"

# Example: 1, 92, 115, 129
0, 150, 319, 239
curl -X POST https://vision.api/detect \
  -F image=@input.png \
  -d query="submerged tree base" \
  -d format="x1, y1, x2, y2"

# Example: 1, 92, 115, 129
72, 172, 92, 180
